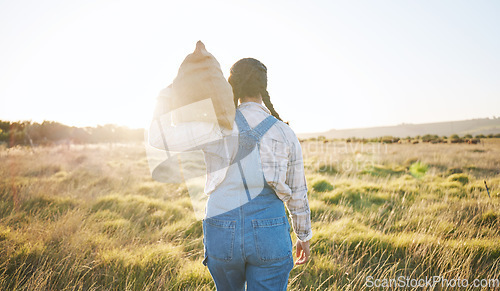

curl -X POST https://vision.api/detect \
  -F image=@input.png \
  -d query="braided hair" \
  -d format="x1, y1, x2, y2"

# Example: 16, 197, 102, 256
228, 58, 283, 121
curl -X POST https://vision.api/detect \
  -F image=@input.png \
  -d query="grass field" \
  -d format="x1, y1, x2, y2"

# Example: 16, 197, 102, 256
1, 140, 499, 290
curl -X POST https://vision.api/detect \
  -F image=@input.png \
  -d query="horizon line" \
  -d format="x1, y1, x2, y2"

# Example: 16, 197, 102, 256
2, 114, 499, 134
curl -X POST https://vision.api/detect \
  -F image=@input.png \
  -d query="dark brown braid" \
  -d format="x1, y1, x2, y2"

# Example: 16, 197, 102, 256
228, 58, 283, 121
261, 90, 282, 121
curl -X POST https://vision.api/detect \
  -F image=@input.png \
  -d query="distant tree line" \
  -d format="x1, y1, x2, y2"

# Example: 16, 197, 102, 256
306, 133, 500, 144
0, 120, 144, 147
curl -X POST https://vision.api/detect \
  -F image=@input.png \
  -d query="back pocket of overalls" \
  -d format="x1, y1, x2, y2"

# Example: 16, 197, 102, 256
203, 218, 236, 262
252, 216, 292, 262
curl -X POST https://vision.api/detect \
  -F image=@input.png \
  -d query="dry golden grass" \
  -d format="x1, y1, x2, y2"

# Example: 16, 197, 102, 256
0, 140, 499, 290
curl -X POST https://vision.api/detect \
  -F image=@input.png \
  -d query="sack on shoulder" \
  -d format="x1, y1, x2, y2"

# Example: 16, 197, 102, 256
169, 41, 235, 130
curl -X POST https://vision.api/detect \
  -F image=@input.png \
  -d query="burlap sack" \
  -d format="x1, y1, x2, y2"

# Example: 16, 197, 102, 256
169, 41, 235, 130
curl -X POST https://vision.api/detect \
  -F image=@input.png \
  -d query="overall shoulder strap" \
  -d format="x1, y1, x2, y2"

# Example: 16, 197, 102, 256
235, 109, 251, 132
252, 115, 278, 140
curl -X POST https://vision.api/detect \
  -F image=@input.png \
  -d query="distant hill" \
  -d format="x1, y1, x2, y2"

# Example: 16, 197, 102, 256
297, 117, 500, 139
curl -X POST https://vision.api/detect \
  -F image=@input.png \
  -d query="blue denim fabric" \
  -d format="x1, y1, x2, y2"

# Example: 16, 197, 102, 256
202, 109, 294, 290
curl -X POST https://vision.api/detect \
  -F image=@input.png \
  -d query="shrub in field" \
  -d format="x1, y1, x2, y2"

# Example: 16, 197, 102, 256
21, 195, 77, 220
404, 157, 419, 168
322, 187, 389, 208
316, 163, 338, 175
24, 164, 62, 177
312, 179, 334, 192
476, 210, 499, 227
448, 173, 469, 185
409, 161, 428, 178
91, 194, 186, 229
361, 165, 405, 177
0, 225, 10, 241
446, 167, 463, 176
449, 133, 466, 143
422, 134, 439, 142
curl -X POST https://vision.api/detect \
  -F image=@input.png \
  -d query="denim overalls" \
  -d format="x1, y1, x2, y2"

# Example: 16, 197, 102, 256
202, 109, 294, 291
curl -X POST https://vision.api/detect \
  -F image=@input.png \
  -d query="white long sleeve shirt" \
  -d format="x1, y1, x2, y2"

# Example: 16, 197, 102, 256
149, 101, 312, 242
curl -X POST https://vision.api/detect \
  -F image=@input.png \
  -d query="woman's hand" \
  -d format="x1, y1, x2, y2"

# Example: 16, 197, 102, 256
295, 240, 310, 265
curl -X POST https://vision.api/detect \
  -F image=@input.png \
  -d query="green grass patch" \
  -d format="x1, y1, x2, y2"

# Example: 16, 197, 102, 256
316, 163, 338, 175
91, 194, 187, 229
322, 186, 391, 209
312, 179, 334, 192
360, 164, 405, 177
409, 161, 428, 178
21, 195, 77, 220
447, 173, 469, 185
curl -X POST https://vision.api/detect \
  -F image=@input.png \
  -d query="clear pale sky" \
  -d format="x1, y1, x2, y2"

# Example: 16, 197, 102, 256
1, 0, 499, 134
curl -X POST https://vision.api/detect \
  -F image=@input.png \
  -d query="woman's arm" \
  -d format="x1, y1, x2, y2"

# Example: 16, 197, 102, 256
284, 132, 312, 265
149, 115, 222, 152
148, 87, 224, 152
284, 134, 313, 242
